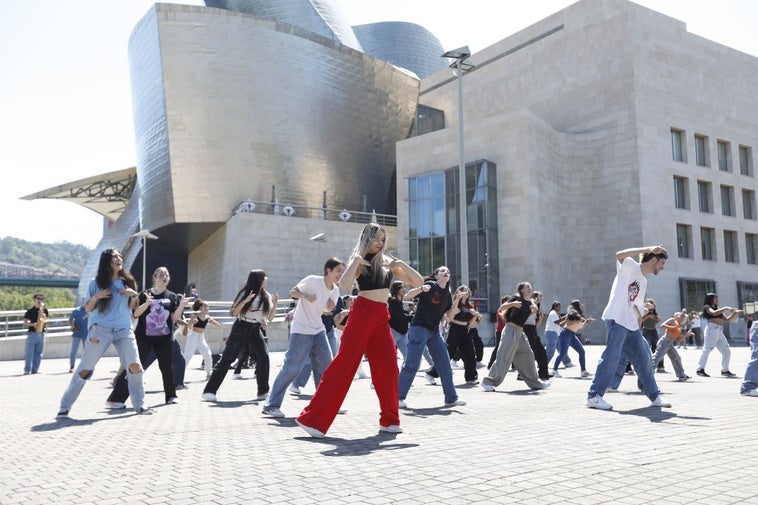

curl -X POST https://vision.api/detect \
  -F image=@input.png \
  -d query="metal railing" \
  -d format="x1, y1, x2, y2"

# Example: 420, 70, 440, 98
0, 299, 293, 339
233, 199, 397, 227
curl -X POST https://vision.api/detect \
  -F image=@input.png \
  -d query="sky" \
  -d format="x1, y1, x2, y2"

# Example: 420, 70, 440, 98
1, 0, 757, 250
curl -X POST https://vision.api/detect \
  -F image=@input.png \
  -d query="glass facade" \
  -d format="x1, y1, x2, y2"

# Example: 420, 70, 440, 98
679, 278, 716, 312
408, 160, 498, 313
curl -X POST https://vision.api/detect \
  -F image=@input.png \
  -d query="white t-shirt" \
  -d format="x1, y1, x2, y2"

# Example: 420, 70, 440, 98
601, 256, 647, 331
545, 310, 562, 334
290, 275, 340, 335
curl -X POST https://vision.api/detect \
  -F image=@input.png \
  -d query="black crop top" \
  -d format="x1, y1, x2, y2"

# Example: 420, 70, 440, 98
504, 295, 533, 327
192, 317, 209, 330
356, 254, 393, 291
454, 304, 476, 323
702, 305, 720, 320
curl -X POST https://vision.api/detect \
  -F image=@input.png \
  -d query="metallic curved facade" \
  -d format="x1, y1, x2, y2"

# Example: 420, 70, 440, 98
128, 4, 419, 235
204, 0, 362, 51
353, 22, 448, 79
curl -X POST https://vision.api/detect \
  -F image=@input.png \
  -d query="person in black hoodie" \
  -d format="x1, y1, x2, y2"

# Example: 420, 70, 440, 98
388, 280, 413, 363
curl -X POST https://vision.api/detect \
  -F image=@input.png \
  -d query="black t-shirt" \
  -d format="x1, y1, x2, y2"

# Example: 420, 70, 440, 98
504, 295, 533, 327
135, 289, 180, 338
410, 281, 452, 331
24, 306, 49, 332
388, 298, 412, 334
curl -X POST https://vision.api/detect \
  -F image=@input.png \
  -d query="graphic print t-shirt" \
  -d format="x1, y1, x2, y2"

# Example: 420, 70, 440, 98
601, 256, 647, 331
411, 281, 452, 331
136, 289, 179, 338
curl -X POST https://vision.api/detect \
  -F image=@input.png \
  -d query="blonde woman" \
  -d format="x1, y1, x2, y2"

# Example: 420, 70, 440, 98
296, 223, 422, 438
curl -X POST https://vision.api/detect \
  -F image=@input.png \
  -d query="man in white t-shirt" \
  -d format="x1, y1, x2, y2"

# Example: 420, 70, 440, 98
587, 246, 670, 410
262, 258, 344, 417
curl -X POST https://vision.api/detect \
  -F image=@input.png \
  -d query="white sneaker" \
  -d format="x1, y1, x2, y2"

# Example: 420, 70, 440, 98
255, 392, 268, 401
741, 389, 758, 397
444, 399, 467, 406
424, 374, 437, 385
288, 384, 301, 395
201, 392, 217, 402
564, 363, 576, 368
233, 373, 243, 380
539, 381, 551, 389
451, 360, 462, 369
379, 424, 403, 433
398, 399, 407, 409
650, 395, 671, 407
262, 407, 285, 418
480, 383, 495, 392
105, 401, 126, 409
337, 408, 347, 414
586, 395, 613, 410
581, 370, 592, 378
552, 371, 562, 378
296, 419, 325, 438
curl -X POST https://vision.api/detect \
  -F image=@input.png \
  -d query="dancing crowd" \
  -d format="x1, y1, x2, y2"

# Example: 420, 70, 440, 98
50, 228, 758, 435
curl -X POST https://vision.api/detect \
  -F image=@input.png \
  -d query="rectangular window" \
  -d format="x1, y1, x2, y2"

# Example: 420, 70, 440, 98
671, 129, 684, 162
717, 140, 730, 171
740, 145, 753, 176
673, 177, 688, 209
701, 227, 716, 260
723, 230, 738, 263
720, 185, 735, 216
747, 233, 758, 265
676, 224, 692, 258
743, 189, 756, 220
679, 278, 716, 312
697, 181, 712, 213
695, 134, 708, 167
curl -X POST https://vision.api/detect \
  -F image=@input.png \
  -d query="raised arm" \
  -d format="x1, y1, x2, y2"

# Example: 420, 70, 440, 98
385, 254, 423, 288
615, 244, 665, 262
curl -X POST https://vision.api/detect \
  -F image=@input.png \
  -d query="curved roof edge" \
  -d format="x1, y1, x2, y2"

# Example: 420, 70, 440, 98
21, 167, 137, 221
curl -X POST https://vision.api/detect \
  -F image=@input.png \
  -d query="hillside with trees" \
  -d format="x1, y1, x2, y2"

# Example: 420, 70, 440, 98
0, 237, 91, 311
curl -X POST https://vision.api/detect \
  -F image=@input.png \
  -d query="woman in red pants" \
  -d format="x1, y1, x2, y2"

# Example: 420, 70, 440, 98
296, 223, 422, 437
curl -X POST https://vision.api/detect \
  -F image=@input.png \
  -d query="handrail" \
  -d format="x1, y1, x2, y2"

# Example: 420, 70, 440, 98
0, 299, 294, 339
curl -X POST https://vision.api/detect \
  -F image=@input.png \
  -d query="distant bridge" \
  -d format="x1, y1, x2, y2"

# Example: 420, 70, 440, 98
0, 278, 79, 288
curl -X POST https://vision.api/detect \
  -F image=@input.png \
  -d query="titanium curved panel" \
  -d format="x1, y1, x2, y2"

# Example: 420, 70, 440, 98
353, 22, 447, 79
204, 0, 362, 51
128, 4, 419, 231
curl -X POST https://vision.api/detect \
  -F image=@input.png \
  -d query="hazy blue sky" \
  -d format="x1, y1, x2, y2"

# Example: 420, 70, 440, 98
1, 0, 756, 248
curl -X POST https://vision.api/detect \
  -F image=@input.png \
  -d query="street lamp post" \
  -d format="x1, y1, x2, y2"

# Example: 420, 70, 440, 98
442, 46, 475, 287
131, 229, 158, 290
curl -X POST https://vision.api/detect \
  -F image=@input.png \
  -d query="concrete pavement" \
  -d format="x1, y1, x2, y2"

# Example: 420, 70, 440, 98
1, 344, 756, 504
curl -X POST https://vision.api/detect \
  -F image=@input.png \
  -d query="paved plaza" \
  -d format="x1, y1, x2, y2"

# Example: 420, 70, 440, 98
2, 343, 757, 504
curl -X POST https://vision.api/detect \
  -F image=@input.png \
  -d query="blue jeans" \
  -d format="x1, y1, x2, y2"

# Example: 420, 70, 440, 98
60, 324, 146, 412
741, 322, 758, 393
24, 331, 45, 373
553, 329, 586, 372
588, 320, 660, 401
544, 330, 571, 366
266, 331, 332, 409
294, 327, 339, 388
69, 336, 86, 369
391, 328, 409, 362
398, 325, 458, 404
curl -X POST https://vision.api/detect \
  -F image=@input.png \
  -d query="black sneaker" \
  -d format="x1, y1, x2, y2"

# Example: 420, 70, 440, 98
721, 370, 737, 378
56, 410, 70, 419
696, 369, 710, 377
